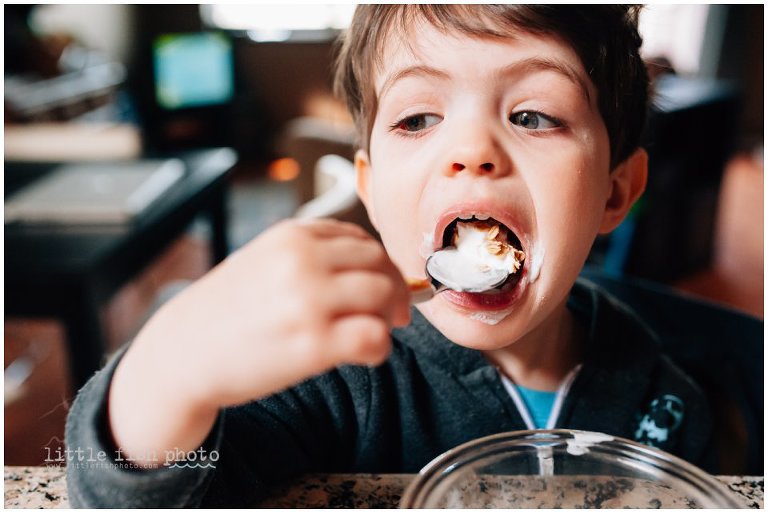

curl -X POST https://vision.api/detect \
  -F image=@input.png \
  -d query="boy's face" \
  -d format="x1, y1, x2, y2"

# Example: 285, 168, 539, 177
356, 22, 635, 349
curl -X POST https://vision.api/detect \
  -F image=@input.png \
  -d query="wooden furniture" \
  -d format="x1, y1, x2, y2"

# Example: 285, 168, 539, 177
5, 148, 237, 391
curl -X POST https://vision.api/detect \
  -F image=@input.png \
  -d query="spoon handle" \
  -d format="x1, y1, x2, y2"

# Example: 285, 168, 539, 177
405, 277, 446, 304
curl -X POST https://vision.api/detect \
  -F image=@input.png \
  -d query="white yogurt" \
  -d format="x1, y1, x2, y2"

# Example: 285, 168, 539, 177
565, 431, 614, 456
469, 307, 516, 325
526, 243, 544, 284
452, 222, 523, 274
431, 222, 524, 291
428, 221, 526, 323
420, 231, 435, 260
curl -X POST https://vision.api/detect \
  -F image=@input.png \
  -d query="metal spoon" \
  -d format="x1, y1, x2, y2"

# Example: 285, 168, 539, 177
409, 252, 510, 304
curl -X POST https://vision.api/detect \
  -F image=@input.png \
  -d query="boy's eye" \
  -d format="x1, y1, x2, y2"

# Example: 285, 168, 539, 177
391, 114, 442, 132
509, 111, 561, 130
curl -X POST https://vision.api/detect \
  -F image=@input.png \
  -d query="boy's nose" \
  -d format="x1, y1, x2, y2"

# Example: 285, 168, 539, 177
444, 131, 510, 178
451, 162, 496, 173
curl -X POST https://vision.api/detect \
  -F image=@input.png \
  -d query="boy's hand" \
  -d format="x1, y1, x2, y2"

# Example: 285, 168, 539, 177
109, 219, 411, 463
157, 218, 410, 405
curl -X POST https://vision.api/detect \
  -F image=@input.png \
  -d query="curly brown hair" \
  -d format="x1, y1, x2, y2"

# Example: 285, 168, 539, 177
334, 5, 649, 170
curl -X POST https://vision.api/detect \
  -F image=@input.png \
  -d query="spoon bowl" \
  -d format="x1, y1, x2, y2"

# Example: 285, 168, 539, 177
408, 253, 510, 304
426, 253, 509, 293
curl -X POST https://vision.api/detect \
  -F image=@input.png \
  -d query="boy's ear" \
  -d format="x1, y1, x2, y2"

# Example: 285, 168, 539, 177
354, 149, 379, 230
598, 148, 648, 234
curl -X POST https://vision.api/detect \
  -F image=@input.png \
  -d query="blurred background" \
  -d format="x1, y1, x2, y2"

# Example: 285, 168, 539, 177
4, 5, 763, 465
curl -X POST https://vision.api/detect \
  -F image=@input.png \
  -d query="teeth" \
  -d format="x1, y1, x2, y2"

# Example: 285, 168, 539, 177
456, 213, 491, 221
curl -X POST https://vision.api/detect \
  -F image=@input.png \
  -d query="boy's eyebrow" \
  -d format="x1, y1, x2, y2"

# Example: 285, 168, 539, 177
502, 57, 592, 102
379, 58, 591, 103
379, 65, 450, 99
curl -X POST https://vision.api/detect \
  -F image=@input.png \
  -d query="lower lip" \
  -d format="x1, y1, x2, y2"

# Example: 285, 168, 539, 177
441, 275, 525, 311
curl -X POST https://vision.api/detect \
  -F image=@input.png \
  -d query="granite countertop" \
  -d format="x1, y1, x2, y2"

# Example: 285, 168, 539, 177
4, 466, 763, 508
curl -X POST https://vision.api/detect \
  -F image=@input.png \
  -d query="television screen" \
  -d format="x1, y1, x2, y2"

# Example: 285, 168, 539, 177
153, 32, 234, 110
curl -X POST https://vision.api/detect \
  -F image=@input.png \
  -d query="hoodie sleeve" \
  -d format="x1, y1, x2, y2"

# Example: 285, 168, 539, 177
64, 346, 224, 507
64, 346, 370, 508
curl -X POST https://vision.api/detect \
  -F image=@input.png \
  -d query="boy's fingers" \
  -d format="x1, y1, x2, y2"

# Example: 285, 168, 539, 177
392, 300, 412, 328
330, 242, 411, 310
326, 271, 400, 321
321, 237, 392, 272
296, 219, 412, 327
320, 240, 411, 325
388, 277, 412, 327
329, 315, 392, 366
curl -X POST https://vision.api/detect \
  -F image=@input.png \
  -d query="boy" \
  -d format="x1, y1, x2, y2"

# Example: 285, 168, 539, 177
66, 5, 713, 507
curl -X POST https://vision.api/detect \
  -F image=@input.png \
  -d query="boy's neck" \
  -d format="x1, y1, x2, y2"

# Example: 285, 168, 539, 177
483, 300, 585, 392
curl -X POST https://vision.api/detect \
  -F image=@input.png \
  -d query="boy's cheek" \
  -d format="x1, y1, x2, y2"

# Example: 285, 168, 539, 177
377, 201, 426, 269
547, 224, 602, 291
370, 191, 425, 276
530, 171, 607, 262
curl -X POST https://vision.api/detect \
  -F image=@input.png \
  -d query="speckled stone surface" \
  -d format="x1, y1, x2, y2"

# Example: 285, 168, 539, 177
720, 476, 765, 509
4, 466, 763, 508
5, 466, 68, 509
399, 474, 758, 508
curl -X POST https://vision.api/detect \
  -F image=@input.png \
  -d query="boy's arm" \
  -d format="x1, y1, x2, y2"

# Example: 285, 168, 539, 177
102, 219, 408, 467
65, 347, 223, 508
66, 345, 371, 507
65, 219, 410, 506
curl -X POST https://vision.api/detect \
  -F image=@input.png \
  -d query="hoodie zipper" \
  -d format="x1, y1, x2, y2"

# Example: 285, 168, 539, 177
498, 364, 582, 430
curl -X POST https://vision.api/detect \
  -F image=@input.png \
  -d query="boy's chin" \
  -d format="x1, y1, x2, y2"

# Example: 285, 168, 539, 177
417, 302, 525, 351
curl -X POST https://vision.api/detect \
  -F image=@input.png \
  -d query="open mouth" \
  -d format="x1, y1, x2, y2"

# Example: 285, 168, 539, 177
438, 214, 527, 292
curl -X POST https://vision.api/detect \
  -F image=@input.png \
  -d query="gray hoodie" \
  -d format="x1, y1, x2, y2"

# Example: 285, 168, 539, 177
65, 278, 714, 507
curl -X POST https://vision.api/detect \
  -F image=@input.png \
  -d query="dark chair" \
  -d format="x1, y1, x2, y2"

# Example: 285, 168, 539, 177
579, 265, 763, 474
590, 76, 741, 283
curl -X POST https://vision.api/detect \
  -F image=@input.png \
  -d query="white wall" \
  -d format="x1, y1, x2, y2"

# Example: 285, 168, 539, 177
30, 4, 134, 63
638, 5, 713, 76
